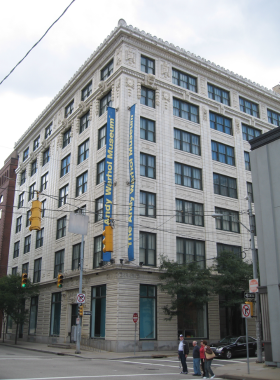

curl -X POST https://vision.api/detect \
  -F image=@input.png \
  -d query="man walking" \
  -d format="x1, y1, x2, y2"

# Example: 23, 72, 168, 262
192, 341, 201, 376
178, 334, 189, 374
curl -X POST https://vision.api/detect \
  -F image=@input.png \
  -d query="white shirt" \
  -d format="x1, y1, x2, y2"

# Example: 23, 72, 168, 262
178, 340, 184, 351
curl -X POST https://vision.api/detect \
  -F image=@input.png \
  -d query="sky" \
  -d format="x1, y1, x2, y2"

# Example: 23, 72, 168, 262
0, 0, 279, 168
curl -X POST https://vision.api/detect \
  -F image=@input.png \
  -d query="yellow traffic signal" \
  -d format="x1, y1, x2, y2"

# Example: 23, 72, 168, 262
102, 226, 113, 253
57, 274, 64, 288
245, 301, 254, 316
78, 304, 84, 316
29, 200, 42, 231
21, 273, 27, 288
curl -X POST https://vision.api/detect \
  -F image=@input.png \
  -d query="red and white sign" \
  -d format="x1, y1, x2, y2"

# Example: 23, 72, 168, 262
77, 293, 85, 303
76, 318, 80, 325
133, 313, 138, 323
242, 303, 251, 318
249, 279, 259, 293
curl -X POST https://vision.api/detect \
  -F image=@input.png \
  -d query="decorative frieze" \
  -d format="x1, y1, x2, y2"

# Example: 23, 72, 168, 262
125, 46, 136, 67
125, 77, 134, 97
160, 60, 171, 80
162, 91, 170, 110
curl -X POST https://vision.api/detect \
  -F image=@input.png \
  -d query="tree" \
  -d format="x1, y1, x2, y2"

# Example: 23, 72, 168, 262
0, 274, 39, 344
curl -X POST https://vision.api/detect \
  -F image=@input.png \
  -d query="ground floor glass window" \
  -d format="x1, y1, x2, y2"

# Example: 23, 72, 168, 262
29, 296, 38, 334
178, 304, 207, 339
139, 285, 156, 340
50, 293, 61, 336
91, 285, 106, 338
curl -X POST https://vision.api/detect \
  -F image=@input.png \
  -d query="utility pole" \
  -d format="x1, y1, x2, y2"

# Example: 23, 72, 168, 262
247, 195, 262, 363
75, 232, 84, 354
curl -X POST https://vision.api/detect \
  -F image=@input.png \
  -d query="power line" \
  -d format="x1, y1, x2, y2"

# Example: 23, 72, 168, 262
0, 0, 76, 86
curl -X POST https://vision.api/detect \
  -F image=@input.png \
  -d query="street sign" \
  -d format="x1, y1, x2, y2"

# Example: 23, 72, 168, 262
242, 303, 251, 318
244, 292, 255, 299
77, 293, 85, 304
249, 279, 259, 293
83, 311, 91, 316
76, 318, 80, 324
133, 313, 138, 323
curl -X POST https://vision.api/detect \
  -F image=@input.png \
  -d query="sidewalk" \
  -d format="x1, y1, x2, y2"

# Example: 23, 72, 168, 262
1, 340, 280, 380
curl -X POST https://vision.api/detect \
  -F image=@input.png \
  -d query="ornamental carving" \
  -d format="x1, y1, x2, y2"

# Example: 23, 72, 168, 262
137, 80, 142, 99
116, 79, 121, 98
99, 81, 106, 94
160, 61, 170, 80
155, 89, 160, 106
125, 78, 134, 97
260, 104, 267, 121
203, 107, 207, 121
125, 48, 136, 67
115, 47, 122, 67
220, 105, 225, 115
147, 73, 155, 86
41, 140, 48, 149
235, 119, 240, 134
162, 91, 170, 110
183, 91, 190, 102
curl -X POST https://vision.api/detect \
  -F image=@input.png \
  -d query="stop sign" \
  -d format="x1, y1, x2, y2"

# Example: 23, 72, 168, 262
133, 313, 138, 323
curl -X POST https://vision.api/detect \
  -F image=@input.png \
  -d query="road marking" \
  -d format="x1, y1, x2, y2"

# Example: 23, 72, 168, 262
0, 356, 54, 360
1, 373, 184, 380
115, 359, 190, 368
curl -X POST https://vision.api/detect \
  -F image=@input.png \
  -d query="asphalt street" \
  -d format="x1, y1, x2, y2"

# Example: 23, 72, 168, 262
0, 345, 257, 380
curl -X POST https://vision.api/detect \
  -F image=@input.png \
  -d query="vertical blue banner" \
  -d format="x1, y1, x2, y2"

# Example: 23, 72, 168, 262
128, 105, 136, 261
103, 107, 115, 261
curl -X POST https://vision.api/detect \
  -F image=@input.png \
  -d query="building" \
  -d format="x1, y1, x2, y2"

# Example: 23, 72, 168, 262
250, 127, 280, 367
0, 151, 18, 337
5, 19, 280, 351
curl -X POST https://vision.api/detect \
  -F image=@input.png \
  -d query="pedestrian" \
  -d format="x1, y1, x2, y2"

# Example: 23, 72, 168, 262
200, 340, 206, 378
178, 334, 189, 374
192, 341, 201, 376
204, 342, 215, 379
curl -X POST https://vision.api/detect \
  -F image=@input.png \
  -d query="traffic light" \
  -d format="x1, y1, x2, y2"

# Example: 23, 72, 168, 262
21, 273, 27, 288
245, 301, 254, 316
57, 274, 64, 288
102, 226, 113, 252
78, 304, 84, 316
29, 200, 42, 231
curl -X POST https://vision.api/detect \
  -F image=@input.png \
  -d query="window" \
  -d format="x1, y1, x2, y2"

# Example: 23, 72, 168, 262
267, 109, 280, 127
244, 152, 251, 171
80, 111, 90, 133
78, 139, 89, 164
29, 296, 38, 334
217, 243, 241, 258
176, 199, 203, 226
91, 285, 106, 338
65, 100, 74, 118
213, 173, 237, 199
45, 123, 52, 139
174, 128, 200, 155
81, 81, 92, 101
16, 216, 22, 233
41, 199, 46, 218
75, 205, 86, 215
13, 241, 20, 258
210, 112, 232, 135
172, 68, 197, 92
96, 160, 105, 184
208, 84, 230, 105
36, 228, 44, 248
95, 196, 103, 222
173, 98, 199, 123
140, 117, 155, 142
0, 195, 2, 203
12, 267, 18, 275
40, 172, 48, 191
54, 250, 64, 278
98, 125, 106, 149
63, 129, 71, 148
76, 171, 88, 197
93, 235, 102, 268
24, 235, 31, 254
101, 59, 113, 81
239, 97, 259, 118
139, 285, 156, 340
140, 86, 155, 108
21, 262, 29, 276
18, 192, 24, 208
242, 124, 261, 141
33, 258, 42, 283
211, 141, 235, 166
176, 237, 205, 268
58, 184, 68, 207
31, 160, 37, 176
141, 56, 155, 74
26, 210, 31, 227
215, 207, 239, 233
139, 232, 156, 266
42, 148, 50, 166
247, 182, 254, 203
60, 154, 70, 177
50, 293, 61, 336
72, 243, 83, 270
20, 170, 26, 185
175, 162, 202, 190
33, 136, 40, 151
29, 183, 36, 201
23, 147, 29, 162
100, 92, 112, 116
140, 191, 156, 218
56, 216, 66, 239
140, 153, 156, 179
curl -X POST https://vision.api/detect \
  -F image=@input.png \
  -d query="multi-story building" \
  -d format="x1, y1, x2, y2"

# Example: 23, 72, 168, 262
6, 19, 280, 351
0, 151, 18, 337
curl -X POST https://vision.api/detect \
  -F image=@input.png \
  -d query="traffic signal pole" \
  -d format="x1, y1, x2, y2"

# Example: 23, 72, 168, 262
75, 233, 84, 354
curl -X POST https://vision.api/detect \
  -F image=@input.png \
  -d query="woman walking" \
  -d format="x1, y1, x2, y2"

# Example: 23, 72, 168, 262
204, 342, 215, 379
200, 340, 206, 378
